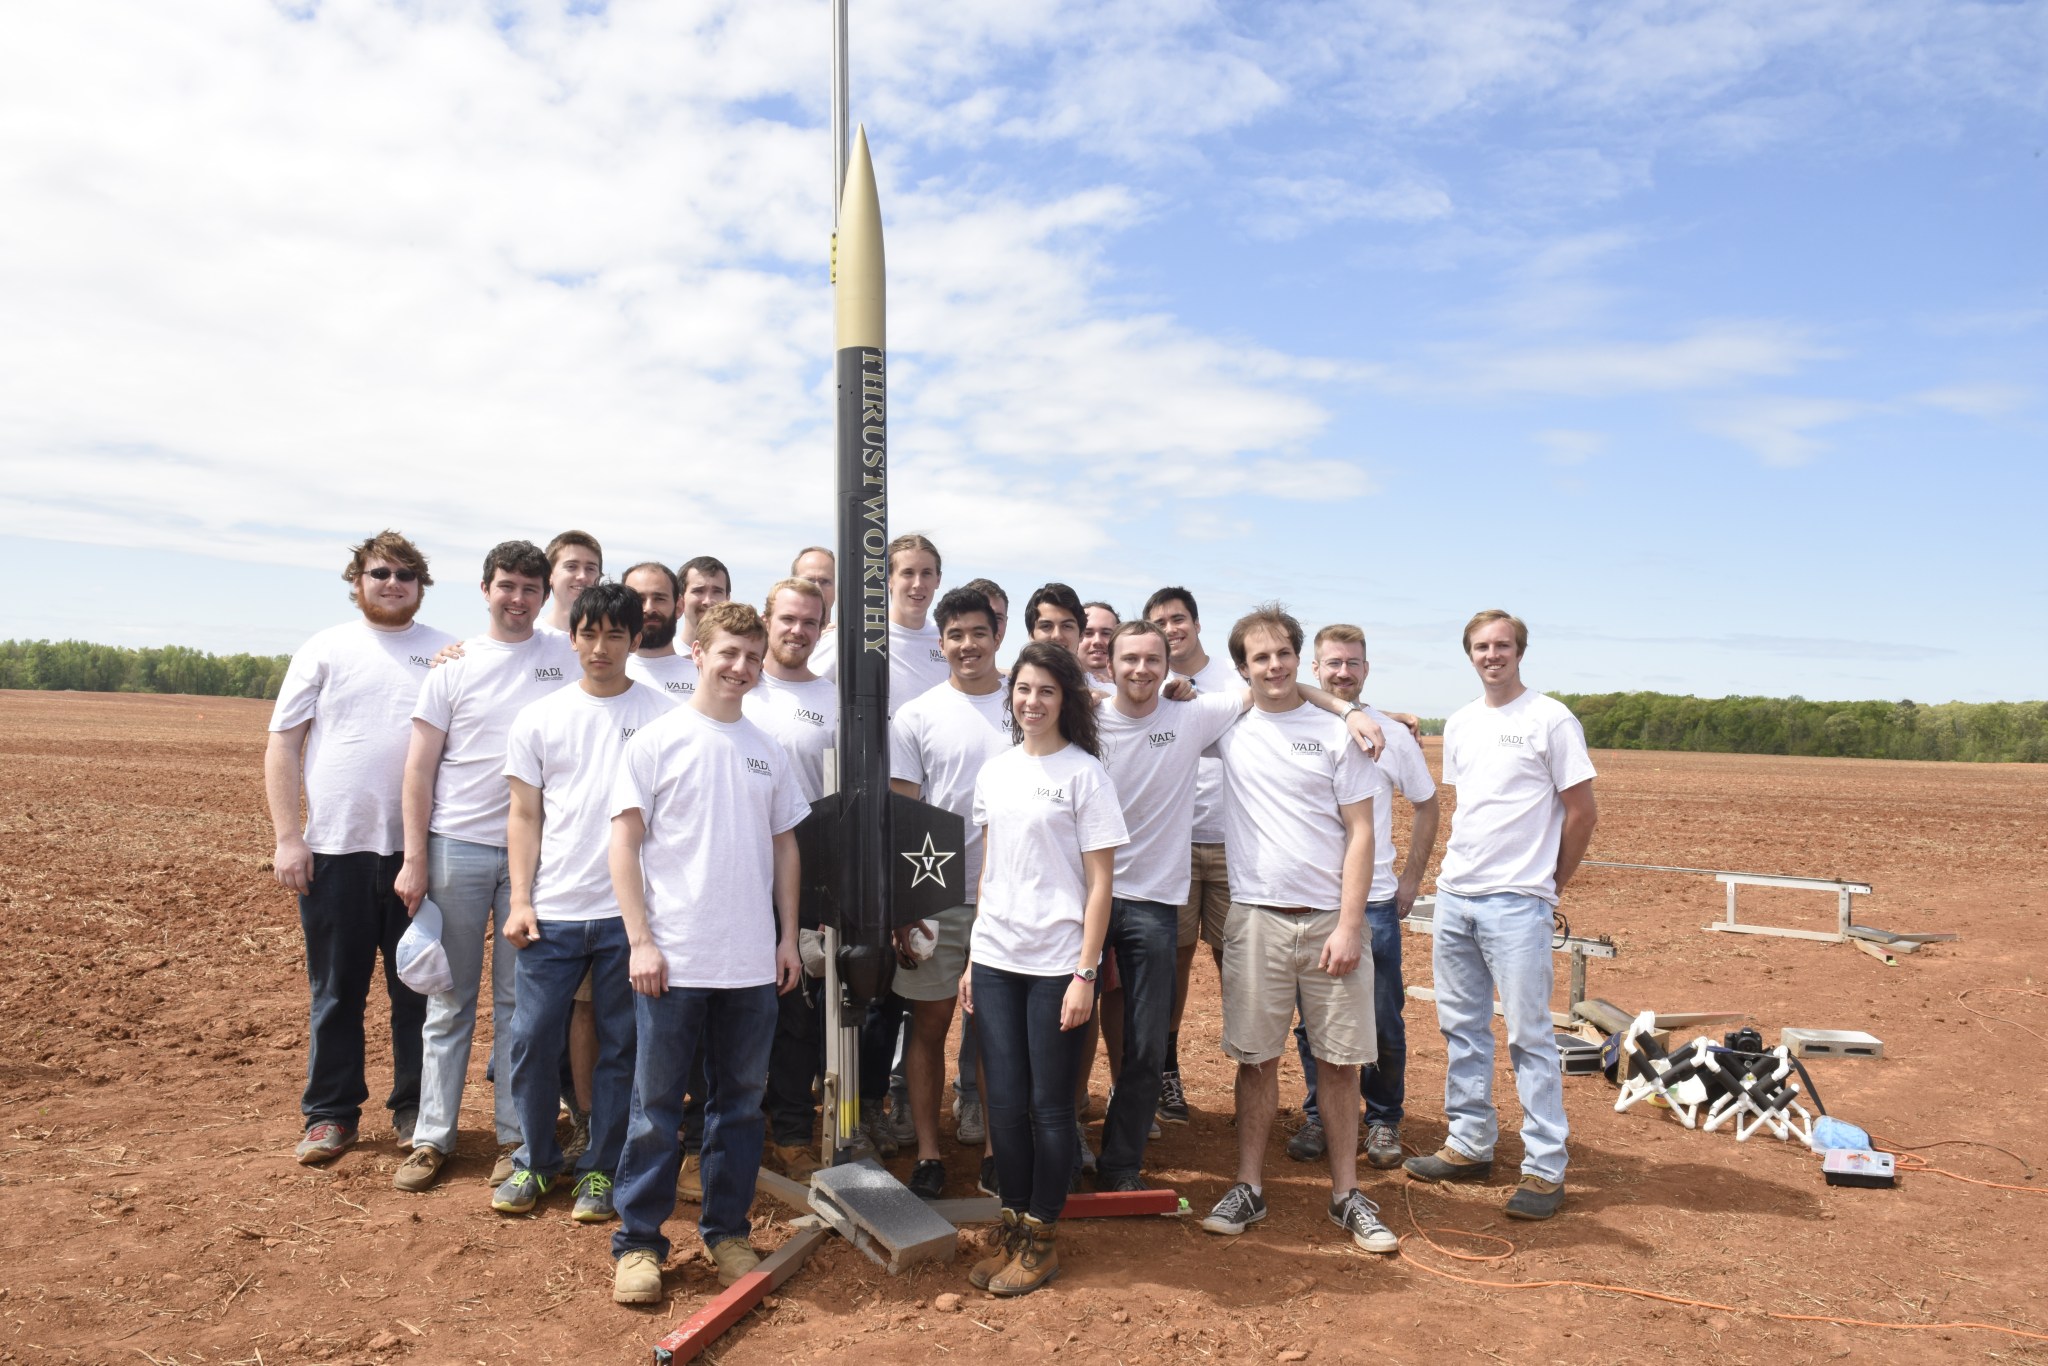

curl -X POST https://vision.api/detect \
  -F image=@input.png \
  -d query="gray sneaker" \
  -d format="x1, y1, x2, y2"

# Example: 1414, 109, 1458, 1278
1329, 1188, 1398, 1253
571, 1170, 617, 1223
953, 1093, 986, 1146
1286, 1121, 1326, 1162
1364, 1122, 1404, 1170
881, 1096, 917, 1148
490, 1167, 551, 1215
859, 1102, 900, 1159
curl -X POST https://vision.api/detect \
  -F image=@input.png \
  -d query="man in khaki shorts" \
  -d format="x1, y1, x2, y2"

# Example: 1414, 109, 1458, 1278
1196, 604, 1398, 1255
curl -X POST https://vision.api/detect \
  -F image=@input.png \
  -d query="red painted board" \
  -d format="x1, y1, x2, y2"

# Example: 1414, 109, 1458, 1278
1059, 1188, 1181, 1218
652, 1271, 769, 1365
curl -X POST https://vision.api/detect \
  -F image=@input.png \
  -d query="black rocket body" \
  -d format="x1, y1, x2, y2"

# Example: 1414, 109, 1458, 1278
796, 127, 964, 1008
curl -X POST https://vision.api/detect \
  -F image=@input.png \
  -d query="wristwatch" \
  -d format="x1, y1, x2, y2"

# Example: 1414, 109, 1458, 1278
1073, 967, 1098, 982
1342, 702, 1365, 718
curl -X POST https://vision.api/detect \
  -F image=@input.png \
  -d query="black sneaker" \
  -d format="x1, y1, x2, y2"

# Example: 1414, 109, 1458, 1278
1199, 1182, 1267, 1235
977, 1155, 999, 1197
1096, 1171, 1150, 1193
1156, 1070, 1189, 1126
1329, 1188, 1398, 1253
1286, 1120, 1326, 1162
908, 1159, 946, 1201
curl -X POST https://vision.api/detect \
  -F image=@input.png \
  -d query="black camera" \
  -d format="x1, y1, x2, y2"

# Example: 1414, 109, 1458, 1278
1723, 1026, 1765, 1054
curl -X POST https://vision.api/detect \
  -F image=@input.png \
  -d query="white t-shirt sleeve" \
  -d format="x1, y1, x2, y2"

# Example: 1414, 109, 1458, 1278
269, 643, 325, 731
1190, 690, 1245, 748
1548, 711, 1598, 791
504, 704, 546, 787
1378, 722, 1436, 803
890, 706, 926, 786
1332, 733, 1378, 809
412, 661, 457, 733
1073, 762, 1130, 853
610, 732, 658, 819
770, 756, 810, 835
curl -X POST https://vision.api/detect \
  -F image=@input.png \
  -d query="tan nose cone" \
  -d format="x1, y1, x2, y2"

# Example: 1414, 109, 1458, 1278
835, 126, 885, 353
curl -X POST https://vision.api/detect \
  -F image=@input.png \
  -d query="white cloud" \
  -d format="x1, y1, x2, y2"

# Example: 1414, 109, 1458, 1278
0, 0, 1371, 586
1912, 384, 2033, 418
1700, 396, 1864, 466
1452, 322, 1830, 397
1241, 173, 1453, 240
1536, 429, 1605, 465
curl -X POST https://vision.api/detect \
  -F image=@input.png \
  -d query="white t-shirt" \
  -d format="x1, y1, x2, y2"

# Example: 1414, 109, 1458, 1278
411, 632, 579, 848
626, 651, 697, 700
816, 618, 950, 718
743, 673, 837, 803
1096, 692, 1244, 905
611, 706, 811, 988
1213, 701, 1377, 911
535, 621, 569, 640
1172, 653, 1242, 844
270, 618, 457, 856
890, 682, 1012, 904
1356, 703, 1437, 904
1438, 690, 1596, 906
970, 744, 1129, 977
504, 681, 676, 922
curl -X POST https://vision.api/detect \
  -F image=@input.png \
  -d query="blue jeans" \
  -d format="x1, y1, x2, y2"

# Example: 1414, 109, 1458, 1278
414, 836, 520, 1155
299, 851, 425, 1128
1296, 898, 1407, 1127
972, 964, 1085, 1223
1432, 890, 1568, 1183
612, 984, 779, 1260
954, 1010, 980, 1104
1097, 897, 1177, 1179
508, 917, 635, 1180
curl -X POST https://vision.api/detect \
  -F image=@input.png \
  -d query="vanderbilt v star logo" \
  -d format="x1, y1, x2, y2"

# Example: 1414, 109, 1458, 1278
901, 833, 956, 889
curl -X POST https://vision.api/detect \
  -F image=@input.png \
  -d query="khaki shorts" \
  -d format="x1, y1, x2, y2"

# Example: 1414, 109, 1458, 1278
1219, 902, 1375, 1067
1177, 843, 1231, 950
893, 905, 975, 1001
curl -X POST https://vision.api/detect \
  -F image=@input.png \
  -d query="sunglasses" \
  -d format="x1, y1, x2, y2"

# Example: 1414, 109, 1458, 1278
365, 567, 418, 582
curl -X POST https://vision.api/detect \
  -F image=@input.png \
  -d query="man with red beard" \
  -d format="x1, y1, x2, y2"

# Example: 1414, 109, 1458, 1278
266, 531, 456, 1164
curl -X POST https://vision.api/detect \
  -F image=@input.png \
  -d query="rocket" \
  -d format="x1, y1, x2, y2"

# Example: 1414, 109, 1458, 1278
796, 127, 965, 1153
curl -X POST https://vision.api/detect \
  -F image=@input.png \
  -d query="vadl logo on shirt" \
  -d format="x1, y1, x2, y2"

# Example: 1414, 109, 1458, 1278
746, 757, 773, 776
621, 726, 640, 741
1498, 734, 1526, 748
534, 667, 564, 681
1034, 786, 1067, 802
1148, 731, 1176, 748
408, 655, 433, 667
1290, 741, 1325, 755
795, 708, 827, 726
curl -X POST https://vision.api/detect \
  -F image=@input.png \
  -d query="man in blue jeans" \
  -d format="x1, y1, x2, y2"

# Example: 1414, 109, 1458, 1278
494, 583, 674, 1221
394, 540, 578, 1192
1405, 610, 1596, 1221
1287, 624, 1438, 1169
266, 530, 454, 1164
605, 601, 808, 1305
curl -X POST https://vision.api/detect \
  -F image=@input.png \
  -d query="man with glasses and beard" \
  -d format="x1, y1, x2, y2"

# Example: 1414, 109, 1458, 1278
267, 531, 455, 1164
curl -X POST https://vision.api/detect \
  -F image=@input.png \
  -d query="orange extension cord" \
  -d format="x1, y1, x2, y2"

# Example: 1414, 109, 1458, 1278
1393, 1142, 2048, 1346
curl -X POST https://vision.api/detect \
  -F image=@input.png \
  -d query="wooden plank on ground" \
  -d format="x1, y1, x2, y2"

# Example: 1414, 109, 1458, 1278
652, 1224, 831, 1365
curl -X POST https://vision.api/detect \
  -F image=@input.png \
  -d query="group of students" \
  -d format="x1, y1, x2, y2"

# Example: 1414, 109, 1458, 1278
266, 526, 1597, 1309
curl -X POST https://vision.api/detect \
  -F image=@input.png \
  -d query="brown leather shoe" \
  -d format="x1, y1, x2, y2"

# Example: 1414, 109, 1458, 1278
987, 1215, 1059, 1297
968, 1208, 1025, 1291
766, 1140, 821, 1183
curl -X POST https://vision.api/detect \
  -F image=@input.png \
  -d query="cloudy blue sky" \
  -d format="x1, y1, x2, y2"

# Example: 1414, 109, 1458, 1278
3, 0, 2042, 713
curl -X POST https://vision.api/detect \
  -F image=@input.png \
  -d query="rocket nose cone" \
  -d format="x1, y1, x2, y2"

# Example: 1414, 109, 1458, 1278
836, 125, 884, 352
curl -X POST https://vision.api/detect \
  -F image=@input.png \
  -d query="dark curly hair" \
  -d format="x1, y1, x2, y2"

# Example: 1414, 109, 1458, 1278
1005, 641, 1101, 759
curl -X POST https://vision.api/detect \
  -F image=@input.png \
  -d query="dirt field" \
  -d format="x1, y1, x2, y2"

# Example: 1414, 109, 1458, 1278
3, 689, 2045, 1365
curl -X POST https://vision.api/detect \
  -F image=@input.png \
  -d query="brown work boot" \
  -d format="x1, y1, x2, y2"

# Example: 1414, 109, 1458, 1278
677, 1152, 703, 1202
766, 1140, 821, 1182
986, 1215, 1059, 1297
968, 1208, 1026, 1291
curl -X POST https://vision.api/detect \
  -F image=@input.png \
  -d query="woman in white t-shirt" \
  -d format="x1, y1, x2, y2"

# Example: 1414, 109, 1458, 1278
959, 642, 1129, 1296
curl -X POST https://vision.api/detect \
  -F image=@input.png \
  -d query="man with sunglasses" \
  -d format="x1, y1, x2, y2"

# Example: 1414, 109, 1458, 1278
267, 531, 455, 1164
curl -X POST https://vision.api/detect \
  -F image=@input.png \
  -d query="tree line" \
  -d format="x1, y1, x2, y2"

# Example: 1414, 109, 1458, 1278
1553, 691, 2047, 763
0, 639, 291, 700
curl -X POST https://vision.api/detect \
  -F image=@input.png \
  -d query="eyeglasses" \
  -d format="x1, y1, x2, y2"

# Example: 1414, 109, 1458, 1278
365, 568, 418, 582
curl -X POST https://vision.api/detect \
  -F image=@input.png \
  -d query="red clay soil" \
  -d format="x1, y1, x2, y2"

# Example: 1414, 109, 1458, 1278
2, 690, 2044, 1365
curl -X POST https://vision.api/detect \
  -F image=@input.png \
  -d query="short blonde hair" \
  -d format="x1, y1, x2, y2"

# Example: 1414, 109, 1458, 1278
1461, 609, 1528, 657
695, 600, 766, 648
763, 577, 825, 617
1314, 623, 1365, 656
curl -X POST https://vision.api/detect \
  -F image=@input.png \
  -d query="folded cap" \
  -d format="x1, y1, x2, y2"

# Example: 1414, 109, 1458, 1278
396, 898, 456, 996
